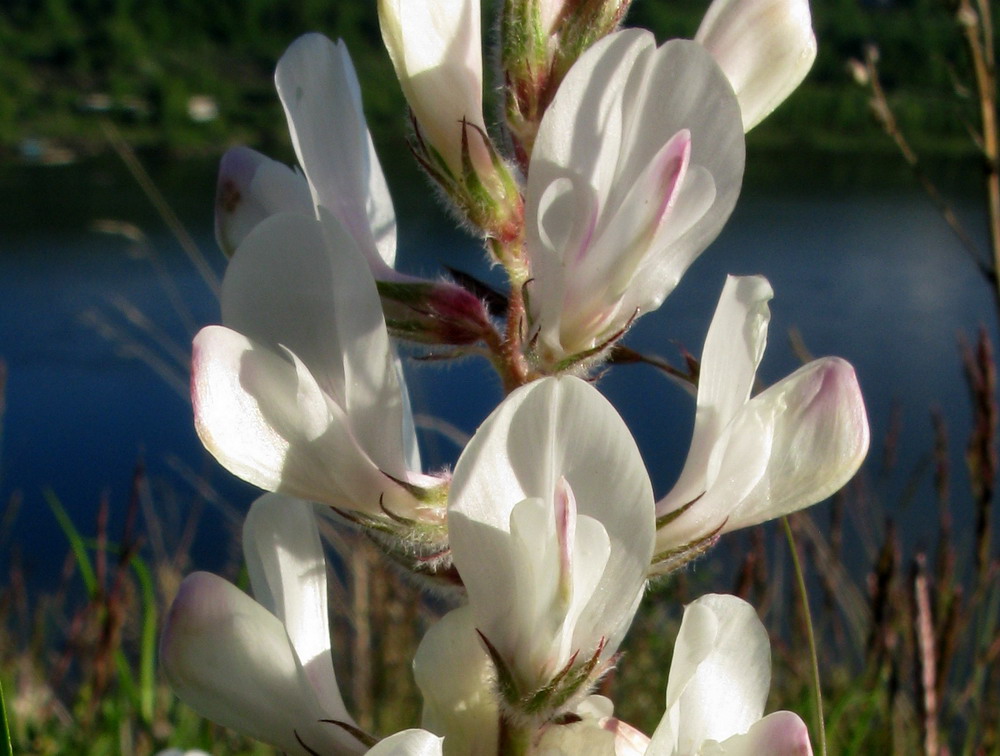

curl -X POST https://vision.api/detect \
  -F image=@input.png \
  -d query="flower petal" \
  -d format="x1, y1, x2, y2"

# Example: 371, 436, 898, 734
220, 211, 410, 480
696, 0, 817, 131
243, 494, 352, 724
191, 325, 417, 517
160, 572, 363, 755
714, 710, 813, 755
276, 33, 398, 275
214, 146, 312, 256
657, 275, 772, 519
648, 594, 770, 754
722, 356, 870, 533
413, 606, 498, 756
367, 730, 443, 756
378, 0, 487, 176
527, 31, 744, 358
448, 377, 654, 688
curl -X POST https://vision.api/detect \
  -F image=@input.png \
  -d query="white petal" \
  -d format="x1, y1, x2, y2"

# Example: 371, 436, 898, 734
191, 326, 416, 517
448, 377, 654, 687
378, 0, 487, 176
243, 495, 352, 724
526, 32, 744, 358
722, 356, 870, 532
367, 730, 443, 756
657, 275, 772, 519
612, 39, 745, 318
276, 34, 398, 275
712, 711, 813, 755
655, 406, 773, 555
413, 606, 498, 756
696, 0, 817, 130
647, 594, 770, 754
214, 146, 312, 256
160, 572, 362, 755
220, 212, 409, 479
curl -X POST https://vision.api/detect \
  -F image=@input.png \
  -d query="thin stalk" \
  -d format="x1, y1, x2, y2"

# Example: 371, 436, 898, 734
783, 516, 826, 756
100, 119, 221, 297
960, 0, 1000, 302
0, 676, 12, 756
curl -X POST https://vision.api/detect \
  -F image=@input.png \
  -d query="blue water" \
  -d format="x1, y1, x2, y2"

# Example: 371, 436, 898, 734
0, 153, 995, 589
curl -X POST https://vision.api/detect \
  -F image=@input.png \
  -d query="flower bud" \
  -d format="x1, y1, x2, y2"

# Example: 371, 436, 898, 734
378, 0, 522, 242
377, 278, 496, 346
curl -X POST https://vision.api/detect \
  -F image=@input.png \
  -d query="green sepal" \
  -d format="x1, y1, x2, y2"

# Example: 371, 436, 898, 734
650, 521, 726, 576
655, 493, 704, 530
316, 720, 379, 749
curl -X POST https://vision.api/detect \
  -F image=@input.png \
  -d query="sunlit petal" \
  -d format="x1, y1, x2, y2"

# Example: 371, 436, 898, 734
722, 356, 870, 533
220, 211, 409, 479
243, 495, 352, 723
648, 594, 770, 754
448, 377, 654, 690
527, 31, 745, 360
367, 730, 444, 756
160, 572, 362, 755
276, 33, 398, 275
696, 0, 817, 130
191, 325, 414, 516
713, 710, 813, 755
657, 275, 772, 517
378, 0, 487, 176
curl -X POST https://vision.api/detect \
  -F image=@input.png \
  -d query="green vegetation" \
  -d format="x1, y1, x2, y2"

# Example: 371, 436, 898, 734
0, 0, 978, 159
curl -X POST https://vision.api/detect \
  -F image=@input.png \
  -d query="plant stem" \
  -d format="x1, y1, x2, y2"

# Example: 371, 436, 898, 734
783, 515, 826, 756
0, 675, 12, 756
497, 712, 532, 756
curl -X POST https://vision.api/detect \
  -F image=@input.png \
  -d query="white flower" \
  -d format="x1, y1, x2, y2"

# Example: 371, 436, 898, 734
447, 377, 655, 703
645, 594, 813, 755
654, 276, 869, 569
525, 29, 745, 366
216, 34, 399, 280
378, 0, 491, 181
160, 495, 365, 756
192, 211, 441, 522
695, 0, 817, 131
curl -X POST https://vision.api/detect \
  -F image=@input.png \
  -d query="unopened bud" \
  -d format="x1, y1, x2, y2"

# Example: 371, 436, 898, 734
957, 5, 978, 26
846, 58, 869, 86
377, 278, 496, 346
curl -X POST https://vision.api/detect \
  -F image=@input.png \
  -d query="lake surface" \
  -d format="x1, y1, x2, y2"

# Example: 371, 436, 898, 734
0, 151, 996, 589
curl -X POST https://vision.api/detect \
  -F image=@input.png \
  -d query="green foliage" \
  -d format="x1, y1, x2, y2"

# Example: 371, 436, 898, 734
0, 0, 982, 157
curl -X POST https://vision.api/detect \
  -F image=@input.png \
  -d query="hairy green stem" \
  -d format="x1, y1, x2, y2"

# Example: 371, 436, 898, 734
782, 516, 826, 756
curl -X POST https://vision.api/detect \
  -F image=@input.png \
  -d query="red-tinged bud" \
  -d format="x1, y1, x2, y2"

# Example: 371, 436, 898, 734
377, 279, 497, 346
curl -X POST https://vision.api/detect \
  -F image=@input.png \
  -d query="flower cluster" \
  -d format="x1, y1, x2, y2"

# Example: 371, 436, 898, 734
162, 1, 865, 754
